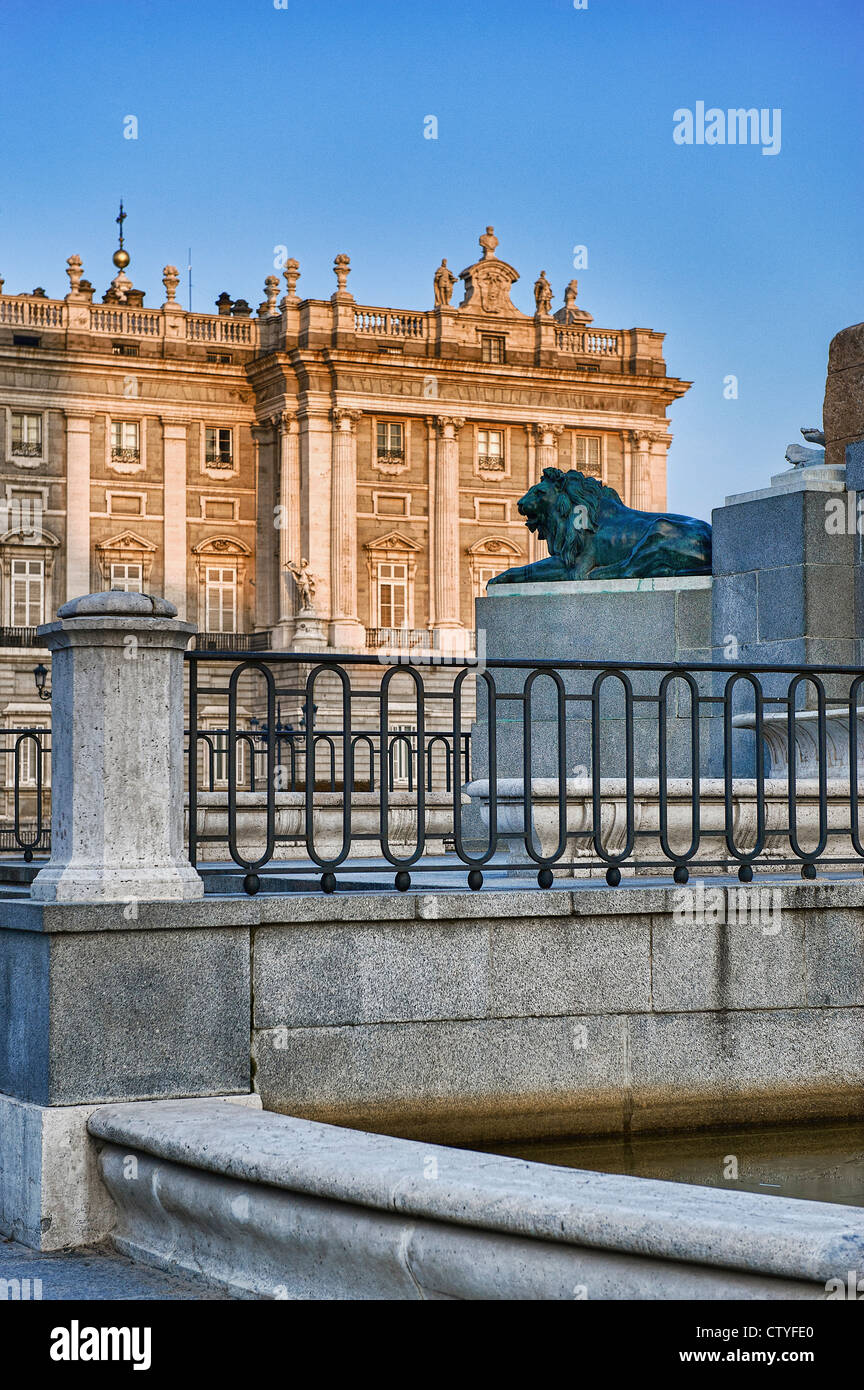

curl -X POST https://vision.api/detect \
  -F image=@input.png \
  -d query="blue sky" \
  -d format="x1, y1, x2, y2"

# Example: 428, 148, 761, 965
2, 0, 862, 519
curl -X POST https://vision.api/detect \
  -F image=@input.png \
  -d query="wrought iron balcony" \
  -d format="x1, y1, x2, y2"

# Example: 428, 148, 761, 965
0, 626, 41, 647
110, 446, 140, 464
204, 451, 234, 467
477, 453, 505, 470
11, 442, 42, 458
376, 449, 405, 466
190, 632, 266, 652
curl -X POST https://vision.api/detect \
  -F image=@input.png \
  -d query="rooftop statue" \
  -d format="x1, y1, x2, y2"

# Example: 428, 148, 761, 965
488, 468, 712, 585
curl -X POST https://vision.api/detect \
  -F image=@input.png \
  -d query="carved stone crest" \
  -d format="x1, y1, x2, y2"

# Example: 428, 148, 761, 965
457, 227, 524, 317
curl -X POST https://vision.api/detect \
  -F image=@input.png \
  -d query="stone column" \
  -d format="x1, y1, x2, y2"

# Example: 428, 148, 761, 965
161, 420, 188, 617
277, 411, 300, 631
31, 590, 203, 903
629, 431, 657, 512
329, 408, 364, 648
532, 422, 564, 475
298, 405, 333, 629
433, 416, 465, 633
64, 415, 91, 602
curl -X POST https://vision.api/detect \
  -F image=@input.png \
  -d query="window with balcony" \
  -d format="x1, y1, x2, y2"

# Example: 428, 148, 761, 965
574, 434, 602, 476
205, 426, 233, 468
112, 342, 140, 357
481, 335, 505, 363
10, 557, 44, 627
111, 420, 140, 465
205, 565, 237, 633
10, 413, 42, 460
376, 421, 405, 468
110, 562, 144, 593
477, 428, 505, 472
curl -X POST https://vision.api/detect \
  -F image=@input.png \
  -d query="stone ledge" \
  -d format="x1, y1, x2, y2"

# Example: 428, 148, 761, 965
4, 875, 864, 932
88, 1098, 863, 1292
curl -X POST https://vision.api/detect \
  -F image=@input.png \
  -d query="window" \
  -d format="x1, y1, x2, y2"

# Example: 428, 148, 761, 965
205, 427, 233, 467
10, 557, 44, 626
477, 428, 505, 472
10, 413, 42, 459
574, 435, 602, 476
111, 420, 140, 464
203, 498, 236, 521
481, 335, 505, 363
12, 335, 40, 348
388, 724, 413, 788
377, 561, 408, 629
376, 421, 404, 466
206, 352, 233, 365
8, 721, 48, 790
205, 566, 237, 633
112, 342, 139, 357
110, 562, 144, 592
473, 562, 508, 597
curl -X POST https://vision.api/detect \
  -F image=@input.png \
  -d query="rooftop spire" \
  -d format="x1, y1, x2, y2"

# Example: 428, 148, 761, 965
113, 200, 130, 271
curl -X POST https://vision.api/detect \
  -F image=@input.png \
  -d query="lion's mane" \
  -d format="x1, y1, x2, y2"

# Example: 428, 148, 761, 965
521, 467, 619, 565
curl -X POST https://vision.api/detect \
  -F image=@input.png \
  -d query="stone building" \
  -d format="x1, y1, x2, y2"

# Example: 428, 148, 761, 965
0, 220, 690, 757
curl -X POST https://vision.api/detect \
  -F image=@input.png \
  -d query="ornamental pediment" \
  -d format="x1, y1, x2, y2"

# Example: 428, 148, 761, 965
458, 257, 525, 318
96, 530, 157, 553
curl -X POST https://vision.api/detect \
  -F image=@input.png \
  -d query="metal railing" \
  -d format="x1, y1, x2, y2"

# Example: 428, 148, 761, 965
0, 627, 42, 647
183, 651, 864, 894
0, 727, 51, 859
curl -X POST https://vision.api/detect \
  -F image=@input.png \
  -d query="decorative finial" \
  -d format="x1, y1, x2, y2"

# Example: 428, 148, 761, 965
259, 275, 280, 316
333, 253, 351, 296
66, 255, 84, 292
113, 200, 130, 271
282, 258, 301, 305
162, 265, 180, 304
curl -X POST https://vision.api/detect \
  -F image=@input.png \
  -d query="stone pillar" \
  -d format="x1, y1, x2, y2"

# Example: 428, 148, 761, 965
532, 422, 563, 475
64, 415, 91, 602
31, 590, 203, 903
251, 419, 277, 636
161, 420, 188, 617
433, 416, 465, 632
297, 406, 332, 627
329, 407, 364, 648
629, 431, 655, 512
277, 411, 300, 632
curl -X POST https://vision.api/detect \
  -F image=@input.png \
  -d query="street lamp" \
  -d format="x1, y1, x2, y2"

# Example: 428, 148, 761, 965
33, 663, 51, 701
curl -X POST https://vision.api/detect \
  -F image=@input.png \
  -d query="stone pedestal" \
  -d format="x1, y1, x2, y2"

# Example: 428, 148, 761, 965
472, 577, 712, 780
31, 590, 203, 903
711, 464, 857, 682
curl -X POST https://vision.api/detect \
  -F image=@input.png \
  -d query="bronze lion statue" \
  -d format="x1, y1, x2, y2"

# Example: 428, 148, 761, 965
488, 468, 712, 585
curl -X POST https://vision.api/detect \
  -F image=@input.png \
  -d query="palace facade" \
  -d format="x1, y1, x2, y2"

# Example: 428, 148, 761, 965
0, 222, 690, 723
